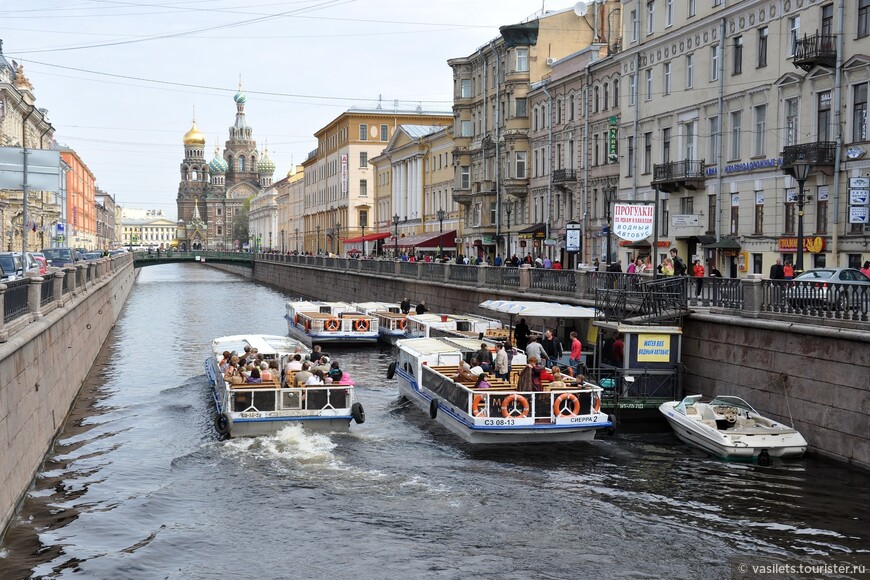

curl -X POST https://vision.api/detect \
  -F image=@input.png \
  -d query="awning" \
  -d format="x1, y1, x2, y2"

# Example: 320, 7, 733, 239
480, 300, 598, 319
517, 223, 546, 240
690, 235, 717, 245
343, 232, 391, 244
395, 230, 457, 250
703, 237, 741, 249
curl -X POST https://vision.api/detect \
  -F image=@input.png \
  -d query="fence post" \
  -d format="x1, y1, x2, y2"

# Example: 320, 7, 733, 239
476, 265, 487, 287
0, 284, 7, 342
67, 265, 80, 296
519, 264, 531, 291
52, 269, 65, 306
27, 275, 43, 319
741, 277, 764, 317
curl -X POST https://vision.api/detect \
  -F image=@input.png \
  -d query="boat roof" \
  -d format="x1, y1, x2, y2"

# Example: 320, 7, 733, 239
287, 301, 353, 310
353, 301, 400, 312
211, 335, 310, 357
396, 337, 479, 355
594, 321, 683, 334
479, 300, 598, 319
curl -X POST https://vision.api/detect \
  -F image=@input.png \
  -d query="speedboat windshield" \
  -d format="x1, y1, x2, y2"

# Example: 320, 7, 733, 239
709, 396, 757, 413
675, 395, 702, 413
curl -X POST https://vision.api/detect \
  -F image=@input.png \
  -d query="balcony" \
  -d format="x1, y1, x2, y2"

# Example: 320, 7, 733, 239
553, 169, 577, 183
502, 176, 529, 198
792, 32, 837, 71
472, 180, 495, 195
781, 142, 837, 177
652, 159, 706, 193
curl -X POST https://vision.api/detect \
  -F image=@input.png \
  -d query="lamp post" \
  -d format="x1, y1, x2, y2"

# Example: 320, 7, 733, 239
334, 221, 340, 255
603, 186, 617, 268
505, 204, 512, 261
281, 229, 285, 254
316, 225, 321, 255
791, 158, 812, 274
269, 231, 272, 253
294, 227, 299, 254
437, 208, 446, 260
392, 214, 400, 258
361, 220, 366, 257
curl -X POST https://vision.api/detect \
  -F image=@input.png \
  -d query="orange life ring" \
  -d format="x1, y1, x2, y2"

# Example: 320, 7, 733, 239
397, 318, 407, 330
294, 314, 300, 324
472, 394, 488, 417
325, 318, 340, 331
305, 320, 311, 332
501, 394, 530, 418
553, 393, 581, 417
592, 392, 601, 413
353, 318, 369, 332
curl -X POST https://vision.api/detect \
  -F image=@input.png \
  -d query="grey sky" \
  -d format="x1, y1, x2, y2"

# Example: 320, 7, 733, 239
1, 0, 547, 220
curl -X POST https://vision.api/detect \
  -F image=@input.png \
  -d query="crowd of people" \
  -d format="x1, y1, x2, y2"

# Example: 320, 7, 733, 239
216, 346, 348, 388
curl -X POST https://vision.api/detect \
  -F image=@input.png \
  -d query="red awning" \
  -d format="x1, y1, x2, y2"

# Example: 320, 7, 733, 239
343, 232, 392, 244
395, 230, 457, 250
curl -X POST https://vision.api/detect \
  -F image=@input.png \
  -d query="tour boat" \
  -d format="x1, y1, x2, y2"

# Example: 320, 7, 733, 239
205, 334, 365, 438
351, 301, 408, 344
285, 301, 379, 346
404, 312, 502, 340
659, 395, 807, 461
388, 336, 611, 444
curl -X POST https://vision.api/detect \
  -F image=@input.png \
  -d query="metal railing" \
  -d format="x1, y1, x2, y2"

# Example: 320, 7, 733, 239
449, 265, 479, 284
653, 159, 706, 182
40, 277, 54, 306
531, 269, 577, 293
3, 279, 29, 322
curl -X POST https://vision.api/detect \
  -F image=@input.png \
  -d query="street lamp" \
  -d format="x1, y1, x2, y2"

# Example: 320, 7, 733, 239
334, 221, 341, 255
392, 214, 400, 258
316, 225, 321, 255
791, 158, 812, 274
281, 229, 285, 253
603, 186, 617, 269
361, 220, 366, 257
269, 231, 272, 252
294, 227, 299, 254
437, 208, 446, 261
505, 203, 512, 262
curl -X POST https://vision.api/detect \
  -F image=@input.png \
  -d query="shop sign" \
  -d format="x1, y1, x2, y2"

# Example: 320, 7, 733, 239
850, 206, 869, 224
777, 236, 826, 252
850, 189, 869, 205
341, 154, 348, 195
705, 157, 782, 176
849, 177, 870, 189
637, 334, 671, 362
608, 128, 618, 163
566, 221, 581, 253
613, 203, 654, 241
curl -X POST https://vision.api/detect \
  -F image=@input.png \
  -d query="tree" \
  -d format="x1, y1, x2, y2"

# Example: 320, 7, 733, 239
231, 197, 252, 247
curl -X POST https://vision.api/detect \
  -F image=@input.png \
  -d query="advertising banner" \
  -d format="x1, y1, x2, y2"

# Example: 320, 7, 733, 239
613, 203, 654, 241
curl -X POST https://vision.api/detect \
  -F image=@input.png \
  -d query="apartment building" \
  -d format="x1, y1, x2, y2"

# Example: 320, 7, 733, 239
275, 165, 304, 253
300, 105, 451, 255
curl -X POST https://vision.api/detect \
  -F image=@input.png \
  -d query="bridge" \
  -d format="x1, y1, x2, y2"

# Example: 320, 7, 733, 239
132, 250, 254, 268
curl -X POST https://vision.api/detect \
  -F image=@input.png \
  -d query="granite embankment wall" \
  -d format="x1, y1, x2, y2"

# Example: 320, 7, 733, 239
241, 259, 870, 469
0, 259, 136, 537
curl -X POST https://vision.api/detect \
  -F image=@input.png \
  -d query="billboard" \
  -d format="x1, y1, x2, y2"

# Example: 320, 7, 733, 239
613, 203, 654, 241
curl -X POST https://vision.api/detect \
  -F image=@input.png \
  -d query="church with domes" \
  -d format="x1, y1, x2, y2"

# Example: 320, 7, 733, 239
175, 86, 275, 250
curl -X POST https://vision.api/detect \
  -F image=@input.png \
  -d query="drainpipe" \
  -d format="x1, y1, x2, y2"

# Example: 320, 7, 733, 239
494, 42, 502, 257
831, 0, 844, 266
583, 62, 591, 264
21, 105, 35, 256
542, 83, 553, 252
715, 18, 725, 248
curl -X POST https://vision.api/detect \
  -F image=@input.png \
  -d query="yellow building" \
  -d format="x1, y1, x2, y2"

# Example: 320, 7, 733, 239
300, 105, 451, 255
275, 165, 304, 254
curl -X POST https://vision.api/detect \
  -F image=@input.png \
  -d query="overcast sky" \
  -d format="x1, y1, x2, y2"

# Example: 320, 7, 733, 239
0, 0, 558, 220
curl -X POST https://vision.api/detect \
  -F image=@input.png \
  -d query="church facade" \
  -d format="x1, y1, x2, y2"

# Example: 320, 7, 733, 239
175, 87, 274, 250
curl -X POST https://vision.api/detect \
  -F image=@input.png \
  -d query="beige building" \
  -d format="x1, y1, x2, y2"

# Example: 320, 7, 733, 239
275, 165, 304, 254
300, 105, 451, 255
448, 5, 613, 261
370, 125, 458, 257
249, 172, 279, 251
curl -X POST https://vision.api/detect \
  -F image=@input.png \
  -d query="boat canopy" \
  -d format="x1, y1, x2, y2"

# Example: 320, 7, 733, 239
479, 300, 598, 319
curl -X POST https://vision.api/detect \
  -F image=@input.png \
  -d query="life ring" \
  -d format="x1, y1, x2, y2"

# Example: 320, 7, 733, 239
214, 413, 230, 437
386, 361, 397, 380
325, 318, 340, 331
501, 394, 530, 418
472, 394, 488, 417
353, 319, 369, 332
592, 392, 601, 413
553, 393, 581, 417
429, 398, 440, 419
397, 318, 407, 330
305, 320, 311, 332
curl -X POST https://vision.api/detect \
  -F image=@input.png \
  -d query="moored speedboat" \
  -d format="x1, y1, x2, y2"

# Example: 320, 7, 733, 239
285, 301, 379, 346
390, 337, 611, 444
659, 395, 807, 460
205, 334, 365, 438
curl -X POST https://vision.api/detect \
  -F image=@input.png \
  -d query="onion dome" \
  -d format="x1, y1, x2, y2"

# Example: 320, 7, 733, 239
257, 148, 275, 174
208, 147, 228, 173
183, 121, 206, 146
234, 88, 247, 104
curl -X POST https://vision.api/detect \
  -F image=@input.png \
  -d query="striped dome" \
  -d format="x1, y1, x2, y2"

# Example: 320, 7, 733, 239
257, 149, 275, 174
208, 148, 228, 173
234, 89, 247, 104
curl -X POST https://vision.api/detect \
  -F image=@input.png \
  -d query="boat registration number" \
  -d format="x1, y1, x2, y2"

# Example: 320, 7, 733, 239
475, 417, 535, 427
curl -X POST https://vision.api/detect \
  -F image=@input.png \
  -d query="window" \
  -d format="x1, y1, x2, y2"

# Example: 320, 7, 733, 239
593, 133, 600, 166
753, 105, 766, 156
733, 36, 743, 75
854, 84, 868, 142
730, 193, 739, 234
686, 54, 694, 88
758, 27, 768, 68
594, 86, 600, 112
629, 74, 637, 106
644, 132, 652, 174
627, 136, 635, 177
555, 99, 562, 125
602, 85, 608, 111
359, 124, 368, 140
360, 179, 368, 196
516, 151, 527, 179
631, 10, 639, 42
460, 166, 470, 189
680, 196, 694, 214
645, 69, 653, 100
460, 120, 472, 137
460, 79, 472, 98
666, 0, 673, 26
711, 45, 720, 81
662, 127, 671, 163
516, 47, 529, 72
818, 90, 832, 141
785, 97, 799, 146
381, 125, 389, 141
661, 199, 669, 236
789, 16, 800, 56
662, 62, 671, 95
613, 79, 619, 107
861, 0, 870, 38
515, 97, 527, 118
821, 4, 833, 38
754, 190, 764, 235
569, 94, 576, 120
684, 120, 696, 160
709, 116, 720, 162
688, 0, 695, 17
239, 156, 245, 171
729, 111, 742, 160
647, 1, 655, 35
816, 186, 828, 234
709, 194, 717, 232
359, 152, 368, 167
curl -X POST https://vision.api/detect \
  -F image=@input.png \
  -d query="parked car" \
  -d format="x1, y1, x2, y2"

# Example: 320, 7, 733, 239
40, 248, 80, 268
15, 252, 41, 274
785, 268, 870, 310
0, 253, 23, 282
82, 252, 103, 260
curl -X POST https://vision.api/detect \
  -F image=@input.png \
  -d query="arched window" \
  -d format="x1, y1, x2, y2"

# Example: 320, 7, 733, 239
593, 86, 600, 113
226, 155, 233, 170
533, 107, 539, 131
603, 83, 609, 110
239, 156, 245, 171
613, 79, 619, 108
251, 155, 256, 169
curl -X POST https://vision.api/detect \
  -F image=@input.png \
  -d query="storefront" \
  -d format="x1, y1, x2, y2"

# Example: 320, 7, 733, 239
342, 232, 391, 256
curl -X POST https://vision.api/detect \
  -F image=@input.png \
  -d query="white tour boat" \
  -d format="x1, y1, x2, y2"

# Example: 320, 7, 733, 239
205, 334, 365, 438
389, 336, 611, 444
285, 301, 379, 346
659, 395, 807, 461
352, 301, 408, 344
404, 312, 502, 340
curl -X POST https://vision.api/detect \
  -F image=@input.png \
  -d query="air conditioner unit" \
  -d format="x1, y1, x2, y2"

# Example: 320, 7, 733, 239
546, 57, 556, 66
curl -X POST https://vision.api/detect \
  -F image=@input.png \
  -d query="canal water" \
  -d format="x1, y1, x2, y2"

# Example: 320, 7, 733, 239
0, 264, 868, 579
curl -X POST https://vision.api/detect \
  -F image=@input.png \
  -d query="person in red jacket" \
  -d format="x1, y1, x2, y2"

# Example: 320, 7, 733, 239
612, 332, 624, 367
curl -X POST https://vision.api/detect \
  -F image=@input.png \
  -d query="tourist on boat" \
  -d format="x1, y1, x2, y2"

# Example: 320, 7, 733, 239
549, 368, 566, 390
514, 318, 531, 350
474, 343, 493, 372
452, 361, 477, 383
294, 362, 313, 386
312, 345, 329, 360
305, 369, 326, 386
259, 362, 273, 381
568, 331, 583, 376
328, 360, 343, 383
400, 297, 411, 314
517, 357, 543, 392
246, 367, 262, 384
415, 301, 428, 315
525, 335, 547, 363
316, 356, 331, 373
469, 358, 485, 376
474, 373, 491, 389
218, 351, 232, 372
287, 353, 304, 371
503, 340, 517, 367
494, 342, 509, 380
540, 330, 563, 369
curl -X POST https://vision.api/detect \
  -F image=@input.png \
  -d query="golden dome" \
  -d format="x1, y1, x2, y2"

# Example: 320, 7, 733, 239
183, 121, 206, 146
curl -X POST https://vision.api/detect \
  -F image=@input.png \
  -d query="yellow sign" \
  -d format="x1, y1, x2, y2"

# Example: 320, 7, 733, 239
637, 334, 670, 362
